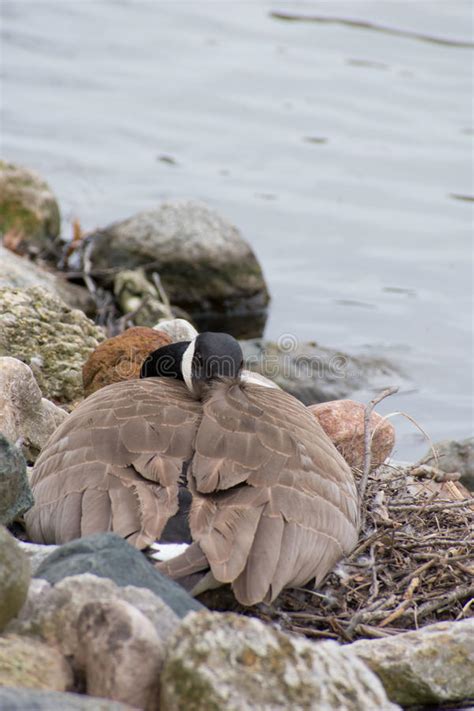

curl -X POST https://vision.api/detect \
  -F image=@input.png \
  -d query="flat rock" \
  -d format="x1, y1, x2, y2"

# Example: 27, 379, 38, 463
82, 327, 171, 397
308, 399, 395, 470
34, 533, 203, 618
0, 245, 95, 315
0, 286, 105, 402
350, 619, 474, 707
0, 434, 33, 524
77, 599, 162, 710
419, 437, 474, 491
7, 574, 180, 660
0, 357, 67, 463
0, 526, 30, 631
81, 200, 269, 330
240, 338, 404, 405
161, 611, 399, 710
0, 634, 72, 692
0, 161, 60, 260
0, 687, 135, 710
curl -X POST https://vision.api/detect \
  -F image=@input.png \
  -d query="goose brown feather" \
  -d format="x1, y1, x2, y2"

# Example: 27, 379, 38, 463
25, 376, 359, 605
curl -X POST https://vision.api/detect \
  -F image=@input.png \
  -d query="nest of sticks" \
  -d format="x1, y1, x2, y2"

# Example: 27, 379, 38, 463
201, 463, 474, 643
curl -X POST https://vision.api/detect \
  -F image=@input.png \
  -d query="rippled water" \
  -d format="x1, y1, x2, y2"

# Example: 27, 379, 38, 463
1, 1, 472, 460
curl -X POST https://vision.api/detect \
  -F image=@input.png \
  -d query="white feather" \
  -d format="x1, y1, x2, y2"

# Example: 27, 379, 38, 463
148, 542, 190, 562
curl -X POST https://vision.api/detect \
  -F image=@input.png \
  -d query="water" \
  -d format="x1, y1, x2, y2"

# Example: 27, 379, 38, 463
1, 0, 472, 461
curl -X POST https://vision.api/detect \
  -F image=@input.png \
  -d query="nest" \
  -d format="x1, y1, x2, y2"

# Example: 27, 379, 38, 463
202, 464, 474, 643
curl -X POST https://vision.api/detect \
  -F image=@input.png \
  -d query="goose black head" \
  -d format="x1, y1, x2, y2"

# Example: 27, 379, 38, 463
140, 331, 243, 396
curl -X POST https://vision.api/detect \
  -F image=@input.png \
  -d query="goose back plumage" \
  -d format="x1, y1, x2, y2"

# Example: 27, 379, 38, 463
26, 376, 359, 605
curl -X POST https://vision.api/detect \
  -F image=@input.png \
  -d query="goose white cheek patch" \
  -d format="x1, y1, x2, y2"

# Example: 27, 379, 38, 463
148, 541, 190, 562
181, 339, 196, 394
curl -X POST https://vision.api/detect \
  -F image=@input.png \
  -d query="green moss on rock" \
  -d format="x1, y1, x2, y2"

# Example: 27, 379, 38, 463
0, 526, 30, 631
0, 286, 104, 402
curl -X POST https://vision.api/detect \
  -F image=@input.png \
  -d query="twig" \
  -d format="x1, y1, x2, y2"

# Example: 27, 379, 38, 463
388, 499, 473, 513
359, 386, 399, 504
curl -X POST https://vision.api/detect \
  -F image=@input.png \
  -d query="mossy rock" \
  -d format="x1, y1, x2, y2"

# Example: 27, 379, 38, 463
0, 286, 105, 402
160, 611, 397, 710
0, 161, 60, 259
0, 526, 30, 631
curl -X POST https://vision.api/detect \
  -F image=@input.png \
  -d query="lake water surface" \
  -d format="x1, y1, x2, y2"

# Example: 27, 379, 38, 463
1, 0, 472, 460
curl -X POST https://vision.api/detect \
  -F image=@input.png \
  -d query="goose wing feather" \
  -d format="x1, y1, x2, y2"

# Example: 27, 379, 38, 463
160, 381, 359, 605
25, 378, 201, 548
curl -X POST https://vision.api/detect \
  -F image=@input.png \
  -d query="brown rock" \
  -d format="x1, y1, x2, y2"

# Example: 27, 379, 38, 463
82, 327, 171, 397
308, 399, 395, 470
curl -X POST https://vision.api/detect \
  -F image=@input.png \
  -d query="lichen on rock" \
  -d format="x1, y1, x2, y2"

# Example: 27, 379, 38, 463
160, 611, 399, 710
0, 286, 105, 402
0, 634, 73, 692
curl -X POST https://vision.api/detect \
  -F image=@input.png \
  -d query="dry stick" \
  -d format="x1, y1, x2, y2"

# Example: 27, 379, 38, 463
388, 499, 474, 513
359, 386, 399, 511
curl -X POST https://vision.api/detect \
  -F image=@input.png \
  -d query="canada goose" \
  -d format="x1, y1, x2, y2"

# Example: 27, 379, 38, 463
25, 332, 359, 605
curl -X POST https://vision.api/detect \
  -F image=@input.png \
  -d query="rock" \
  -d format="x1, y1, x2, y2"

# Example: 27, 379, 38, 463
113, 268, 178, 327
0, 245, 95, 315
17, 541, 58, 575
0, 161, 60, 260
160, 611, 399, 711
34, 533, 203, 618
81, 200, 269, 330
7, 574, 180, 659
0, 526, 30, 631
350, 619, 474, 707
0, 357, 67, 462
419, 437, 474, 491
77, 600, 162, 710
0, 687, 136, 710
82, 327, 171, 397
0, 286, 105, 402
308, 399, 395, 470
0, 634, 72, 692
241, 338, 403, 405
0, 434, 33, 524
154, 318, 198, 342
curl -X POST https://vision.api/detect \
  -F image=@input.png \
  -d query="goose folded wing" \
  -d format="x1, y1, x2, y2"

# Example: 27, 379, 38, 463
179, 381, 359, 605
25, 378, 201, 548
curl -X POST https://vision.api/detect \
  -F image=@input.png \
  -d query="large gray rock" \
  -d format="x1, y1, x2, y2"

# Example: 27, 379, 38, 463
0, 687, 135, 710
160, 611, 399, 710
0, 526, 30, 631
0, 434, 33, 525
34, 533, 203, 618
82, 200, 269, 327
0, 634, 72, 692
0, 286, 105, 402
0, 245, 94, 315
0, 357, 67, 463
77, 599, 162, 710
0, 161, 60, 260
241, 338, 404, 405
419, 437, 474, 491
351, 619, 474, 707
